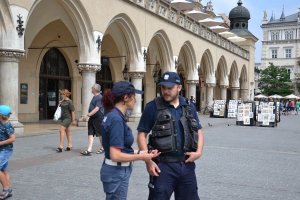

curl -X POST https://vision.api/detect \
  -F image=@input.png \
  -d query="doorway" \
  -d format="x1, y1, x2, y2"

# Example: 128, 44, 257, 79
39, 48, 71, 120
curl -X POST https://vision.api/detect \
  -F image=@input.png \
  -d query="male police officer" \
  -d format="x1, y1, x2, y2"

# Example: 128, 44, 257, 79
137, 71, 204, 200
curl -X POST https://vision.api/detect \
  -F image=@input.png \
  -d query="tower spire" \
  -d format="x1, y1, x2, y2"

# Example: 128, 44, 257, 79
280, 5, 285, 20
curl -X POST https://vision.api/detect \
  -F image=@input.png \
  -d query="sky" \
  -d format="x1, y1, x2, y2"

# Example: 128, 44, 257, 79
210, 0, 299, 63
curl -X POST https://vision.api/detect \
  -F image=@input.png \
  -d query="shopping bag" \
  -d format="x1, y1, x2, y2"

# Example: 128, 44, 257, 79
53, 106, 61, 121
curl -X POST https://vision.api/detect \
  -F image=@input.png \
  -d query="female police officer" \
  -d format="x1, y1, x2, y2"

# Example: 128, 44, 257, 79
137, 72, 204, 200
100, 81, 160, 200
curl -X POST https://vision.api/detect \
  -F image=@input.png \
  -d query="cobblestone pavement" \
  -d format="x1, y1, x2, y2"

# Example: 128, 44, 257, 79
7, 114, 300, 200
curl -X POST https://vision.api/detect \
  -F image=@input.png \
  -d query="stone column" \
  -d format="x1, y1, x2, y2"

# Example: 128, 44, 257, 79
128, 72, 144, 121
206, 83, 215, 106
186, 80, 198, 99
240, 89, 248, 101
77, 64, 101, 126
0, 49, 25, 135
220, 85, 228, 100
232, 87, 240, 100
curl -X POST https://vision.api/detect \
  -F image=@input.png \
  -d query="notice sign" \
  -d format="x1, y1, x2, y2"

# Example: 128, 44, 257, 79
20, 83, 28, 104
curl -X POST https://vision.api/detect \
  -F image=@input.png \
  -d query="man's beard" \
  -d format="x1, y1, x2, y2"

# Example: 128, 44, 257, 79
162, 91, 179, 103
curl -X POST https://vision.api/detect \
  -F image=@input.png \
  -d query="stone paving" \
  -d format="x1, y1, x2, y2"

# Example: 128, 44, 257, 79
6, 114, 300, 200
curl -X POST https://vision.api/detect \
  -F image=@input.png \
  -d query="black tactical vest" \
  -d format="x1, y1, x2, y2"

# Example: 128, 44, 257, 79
148, 97, 199, 153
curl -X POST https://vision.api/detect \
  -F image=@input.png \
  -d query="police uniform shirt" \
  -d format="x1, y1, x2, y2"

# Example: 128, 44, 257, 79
137, 96, 202, 156
101, 108, 134, 159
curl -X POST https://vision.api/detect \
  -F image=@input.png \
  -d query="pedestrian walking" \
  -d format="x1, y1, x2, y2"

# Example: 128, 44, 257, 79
81, 84, 105, 156
295, 99, 300, 115
137, 71, 204, 200
56, 89, 76, 152
190, 95, 196, 107
100, 81, 160, 200
0, 105, 15, 199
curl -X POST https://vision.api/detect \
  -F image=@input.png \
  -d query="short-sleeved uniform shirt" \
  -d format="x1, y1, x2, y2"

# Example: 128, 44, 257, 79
88, 94, 104, 118
0, 121, 14, 150
60, 99, 75, 120
137, 96, 202, 157
101, 108, 134, 159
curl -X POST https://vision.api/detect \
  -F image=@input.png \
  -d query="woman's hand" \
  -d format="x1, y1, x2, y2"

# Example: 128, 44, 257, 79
139, 150, 160, 162
72, 120, 76, 126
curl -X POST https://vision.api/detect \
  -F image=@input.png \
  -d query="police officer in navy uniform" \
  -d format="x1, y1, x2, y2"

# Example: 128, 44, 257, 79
100, 81, 160, 200
137, 71, 204, 200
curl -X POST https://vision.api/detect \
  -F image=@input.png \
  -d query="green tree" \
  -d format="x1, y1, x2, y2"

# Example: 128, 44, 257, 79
258, 63, 293, 96
295, 72, 300, 93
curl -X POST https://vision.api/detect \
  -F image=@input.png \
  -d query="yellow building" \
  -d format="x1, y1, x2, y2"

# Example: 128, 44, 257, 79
0, 0, 257, 134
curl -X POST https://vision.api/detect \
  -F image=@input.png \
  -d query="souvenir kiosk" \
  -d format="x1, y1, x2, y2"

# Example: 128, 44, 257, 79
255, 101, 278, 127
236, 101, 256, 126
212, 100, 227, 118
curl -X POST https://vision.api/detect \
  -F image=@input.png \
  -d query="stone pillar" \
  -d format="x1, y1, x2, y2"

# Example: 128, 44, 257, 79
186, 80, 198, 100
232, 87, 240, 100
220, 85, 228, 100
206, 83, 215, 106
240, 89, 248, 101
128, 72, 144, 121
0, 49, 25, 135
77, 64, 101, 126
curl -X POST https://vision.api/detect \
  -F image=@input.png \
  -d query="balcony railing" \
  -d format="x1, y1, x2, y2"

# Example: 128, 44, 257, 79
126, 0, 249, 60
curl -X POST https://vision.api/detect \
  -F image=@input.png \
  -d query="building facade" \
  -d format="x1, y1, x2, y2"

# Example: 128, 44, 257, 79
261, 8, 300, 81
0, 0, 256, 135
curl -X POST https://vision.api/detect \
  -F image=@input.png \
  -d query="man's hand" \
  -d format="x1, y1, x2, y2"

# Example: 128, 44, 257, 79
146, 160, 161, 176
185, 151, 202, 163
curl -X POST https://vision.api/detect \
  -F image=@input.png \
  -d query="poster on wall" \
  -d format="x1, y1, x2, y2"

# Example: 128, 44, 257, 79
20, 83, 28, 104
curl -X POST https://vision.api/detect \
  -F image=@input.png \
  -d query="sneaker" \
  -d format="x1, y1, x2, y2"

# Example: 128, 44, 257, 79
0, 188, 12, 200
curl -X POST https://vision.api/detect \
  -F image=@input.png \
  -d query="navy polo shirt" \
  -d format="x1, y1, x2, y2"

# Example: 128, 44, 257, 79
88, 94, 104, 118
101, 108, 134, 159
137, 96, 202, 157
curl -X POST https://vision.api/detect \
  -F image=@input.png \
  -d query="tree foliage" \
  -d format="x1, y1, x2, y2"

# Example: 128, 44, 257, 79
258, 63, 293, 96
295, 72, 300, 94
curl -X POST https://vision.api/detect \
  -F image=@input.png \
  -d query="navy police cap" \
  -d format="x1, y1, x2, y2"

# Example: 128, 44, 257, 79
158, 71, 181, 87
112, 81, 143, 97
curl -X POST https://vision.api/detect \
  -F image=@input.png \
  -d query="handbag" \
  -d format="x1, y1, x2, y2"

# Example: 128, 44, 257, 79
53, 105, 61, 121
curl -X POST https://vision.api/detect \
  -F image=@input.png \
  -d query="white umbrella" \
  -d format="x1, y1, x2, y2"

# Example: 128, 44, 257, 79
198, 18, 223, 27
255, 94, 268, 99
209, 25, 228, 33
185, 9, 208, 21
170, 0, 194, 11
219, 31, 236, 38
284, 94, 300, 99
268, 94, 283, 99
227, 36, 246, 42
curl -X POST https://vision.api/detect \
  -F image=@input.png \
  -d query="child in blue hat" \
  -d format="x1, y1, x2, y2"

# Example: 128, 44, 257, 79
0, 105, 15, 199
